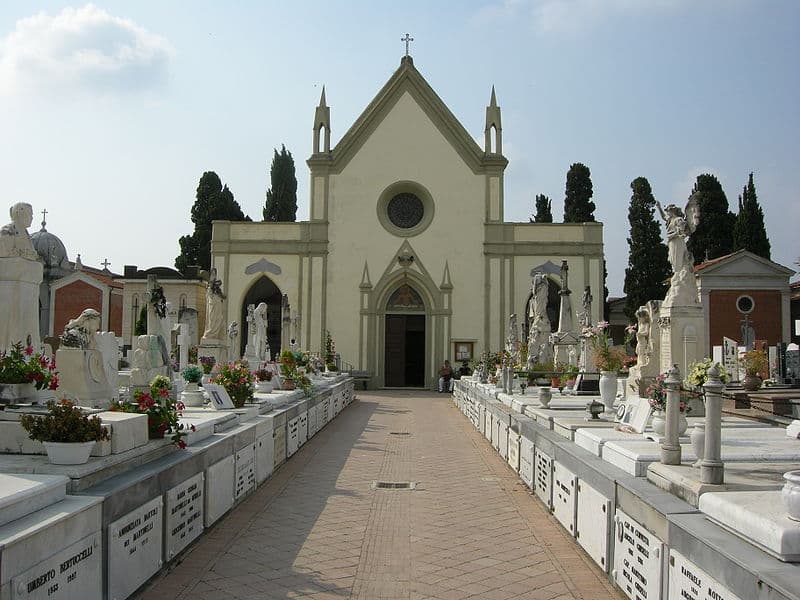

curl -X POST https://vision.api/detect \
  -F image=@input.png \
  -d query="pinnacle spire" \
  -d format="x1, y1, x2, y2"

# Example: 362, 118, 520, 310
490, 85, 497, 107
319, 85, 327, 108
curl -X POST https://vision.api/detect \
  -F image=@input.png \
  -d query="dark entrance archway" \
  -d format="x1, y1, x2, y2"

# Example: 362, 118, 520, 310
240, 277, 283, 359
384, 284, 426, 387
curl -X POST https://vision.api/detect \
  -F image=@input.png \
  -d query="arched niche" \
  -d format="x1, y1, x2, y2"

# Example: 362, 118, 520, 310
240, 276, 283, 358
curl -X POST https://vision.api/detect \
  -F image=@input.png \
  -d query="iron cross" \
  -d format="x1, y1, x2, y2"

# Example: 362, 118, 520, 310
401, 33, 414, 56
101, 258, 111, 269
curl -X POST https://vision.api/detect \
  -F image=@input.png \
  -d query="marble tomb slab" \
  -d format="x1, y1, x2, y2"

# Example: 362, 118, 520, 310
698, 490, 800, 562
576, 479, 611, 571
612, 508, 664, 600
165, 472, 204, 561
97, 411, 148, 454
204, 455, 235, 527
554, 417, 621, 441
525, 407, 588, 429
0, 474, 68, 528
574, 427, 637, 457
668, 548, 743, 600
107, 495, 163, 600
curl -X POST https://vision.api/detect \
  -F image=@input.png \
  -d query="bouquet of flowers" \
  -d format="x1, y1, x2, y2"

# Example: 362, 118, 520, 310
646, 372, 689, 413
0, 341, 59, 390
686, 358, 727, 389
199, 356, 216, 375
112, 375, 191, 447
582, 322, 625, 372
212, 361, 254, 408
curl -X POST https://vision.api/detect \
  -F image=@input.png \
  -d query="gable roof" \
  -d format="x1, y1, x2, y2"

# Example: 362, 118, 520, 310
308, 56, 507, 175
694, 249, 795, 277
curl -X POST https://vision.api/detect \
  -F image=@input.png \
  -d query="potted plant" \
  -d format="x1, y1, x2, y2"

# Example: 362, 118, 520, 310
686, 357, 728, 389
324, 330, 338, 372
212, 361, 254, 407
180, 365, 205, 407
111, 375, 190, 448
562, 363, 579, 390
583, 321, 625, 411
19, 400, 109, 464
0, 341, 59, 402
279, 349, 298, 390
199, 356, 216, 385
740, 349, 768, 391
254, 366, 274, 393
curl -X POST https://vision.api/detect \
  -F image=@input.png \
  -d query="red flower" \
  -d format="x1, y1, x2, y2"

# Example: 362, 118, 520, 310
48, 377, 59, 390
177, 440, 187, 449
24, 345, 34, 356
158, 389, 170, 398
177, 401, 185, 411
190, 424, 196, 432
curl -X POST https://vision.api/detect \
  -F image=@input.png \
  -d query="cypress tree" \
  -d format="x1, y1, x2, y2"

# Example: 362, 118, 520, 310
134, 305, 147, 336
732, 173, 771, 259
623, 177, 671, 320
686, 173, 734, 265
175, 171, 250, 273
263, 145, 298, 222
531, 194, 553, 223
563, 163, 595, 222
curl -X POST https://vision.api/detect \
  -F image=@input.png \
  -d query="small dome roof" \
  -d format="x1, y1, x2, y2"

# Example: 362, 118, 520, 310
31, 223, 69, 269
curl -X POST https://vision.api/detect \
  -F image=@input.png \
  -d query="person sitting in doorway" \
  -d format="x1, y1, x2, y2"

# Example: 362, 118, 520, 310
438, 360, 454, 393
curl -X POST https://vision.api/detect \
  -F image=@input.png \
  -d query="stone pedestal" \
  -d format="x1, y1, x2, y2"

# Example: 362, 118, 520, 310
198, 341, 228, 367
0, 256, 42, 352
55, 347, 114, 408
659, 304, 707, 377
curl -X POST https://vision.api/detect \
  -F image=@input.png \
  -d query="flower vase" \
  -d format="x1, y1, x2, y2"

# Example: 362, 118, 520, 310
690, 422, 705, 467
201, 374, 213, 387
651, 410, 666, 436
599, 371, 617, 411
782, 471, 800, 521
282, 378, 296, 391
741, 374, 763, 392
677, 413, 688, 437
0, 382, 38, 402
43, 441, 96, 465
181, 382, 206, 407
256, 380, 273, 394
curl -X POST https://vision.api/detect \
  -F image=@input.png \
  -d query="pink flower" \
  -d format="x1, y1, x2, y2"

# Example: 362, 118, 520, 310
24, 345, 34, 356
177, 401, 185, 410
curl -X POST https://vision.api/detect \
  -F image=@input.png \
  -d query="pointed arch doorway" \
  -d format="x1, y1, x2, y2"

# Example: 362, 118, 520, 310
240, 277, 283, 358
384, 283, 426, 387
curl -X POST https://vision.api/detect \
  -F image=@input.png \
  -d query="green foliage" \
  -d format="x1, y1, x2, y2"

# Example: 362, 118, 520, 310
111, 376, 187, 447
181, 365, 203, 383
623, 177, 671, 320
20, 400, 109, 443
263, 145, 298, 222
732, 173, 771, 260
563, 163, 595, 223
531, 194, 553, 223
686, 174, 734, 265
134, 305, 147, 336
175, 171, 251, 274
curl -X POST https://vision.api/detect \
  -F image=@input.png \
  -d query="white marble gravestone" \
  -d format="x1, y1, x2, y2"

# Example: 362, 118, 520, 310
11, 532, 101, 600
107, 496, 163, 600
576, 479, 611, 571
519, 436, 534, 488
535, 448, 553, 508
165, 473, 204, 560
234, 444, 256, 500
668, 549, 743, 600
255, 432, 274, 484
205, 455, 235, 527
552, 461, 577, 535
612, 509, 664, 600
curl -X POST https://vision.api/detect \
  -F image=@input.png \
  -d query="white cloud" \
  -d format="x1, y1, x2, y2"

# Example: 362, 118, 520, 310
0, 4, 174, 96
475, 0, 690, 34
671, 165, 719, 206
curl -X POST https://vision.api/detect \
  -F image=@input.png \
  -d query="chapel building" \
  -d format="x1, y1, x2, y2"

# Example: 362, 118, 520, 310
211, 56, 605, 389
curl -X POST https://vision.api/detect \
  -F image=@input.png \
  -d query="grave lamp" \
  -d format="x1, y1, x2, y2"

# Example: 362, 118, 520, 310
586, 399, 605, 420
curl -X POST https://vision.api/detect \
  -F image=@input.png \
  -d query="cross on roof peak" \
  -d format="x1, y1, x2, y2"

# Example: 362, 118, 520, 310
401, 33, 414, 57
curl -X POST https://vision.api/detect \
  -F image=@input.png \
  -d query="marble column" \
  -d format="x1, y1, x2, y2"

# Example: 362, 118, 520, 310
660, 364, 682, 465
701, 363, 725, 484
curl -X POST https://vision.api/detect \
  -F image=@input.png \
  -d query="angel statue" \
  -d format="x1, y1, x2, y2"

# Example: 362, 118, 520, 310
657, 194, 700, 307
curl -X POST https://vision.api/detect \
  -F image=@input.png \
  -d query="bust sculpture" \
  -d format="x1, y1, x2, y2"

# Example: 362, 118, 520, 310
0, 203, 38, 260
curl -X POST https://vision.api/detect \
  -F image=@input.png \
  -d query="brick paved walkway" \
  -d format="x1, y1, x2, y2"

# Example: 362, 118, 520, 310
138, 391, 623, 600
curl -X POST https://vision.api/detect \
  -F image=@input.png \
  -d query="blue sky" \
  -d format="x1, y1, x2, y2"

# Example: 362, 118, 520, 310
1, 1, 797, 297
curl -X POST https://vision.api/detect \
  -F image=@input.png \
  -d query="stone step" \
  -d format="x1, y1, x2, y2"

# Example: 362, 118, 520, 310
0, 473, 69, 527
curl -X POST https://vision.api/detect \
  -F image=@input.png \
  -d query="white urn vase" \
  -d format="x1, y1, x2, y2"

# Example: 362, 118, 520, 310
690, 422, 705, 467
255, 380, 273, 394
599, 371, 618, 411
181, 382, 206, 407
43, 441, 96, 465
538, 386, 552, 408
782, 470, 800, 521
